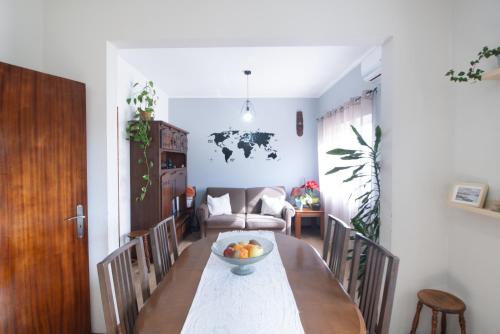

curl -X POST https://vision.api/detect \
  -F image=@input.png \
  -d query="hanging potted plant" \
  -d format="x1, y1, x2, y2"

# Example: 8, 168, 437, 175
126, 81, 159, 201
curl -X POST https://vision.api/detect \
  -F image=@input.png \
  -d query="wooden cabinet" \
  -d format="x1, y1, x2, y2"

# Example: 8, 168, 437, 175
131, 121, 190, 242
160, 127, 188, 153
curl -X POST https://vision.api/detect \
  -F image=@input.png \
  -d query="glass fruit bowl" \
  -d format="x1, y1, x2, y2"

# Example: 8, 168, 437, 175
211, 235, 274, 275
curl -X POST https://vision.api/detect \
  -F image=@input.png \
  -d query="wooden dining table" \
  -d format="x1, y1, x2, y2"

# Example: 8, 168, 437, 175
134, 233, 366, 334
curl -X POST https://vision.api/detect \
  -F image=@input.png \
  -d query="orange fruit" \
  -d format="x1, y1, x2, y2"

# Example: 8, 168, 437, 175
239, 248, 249, 259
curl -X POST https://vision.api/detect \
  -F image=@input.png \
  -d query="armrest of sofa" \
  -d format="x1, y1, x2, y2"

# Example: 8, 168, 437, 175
282, 202, 296, 235
197, 203, 209, 238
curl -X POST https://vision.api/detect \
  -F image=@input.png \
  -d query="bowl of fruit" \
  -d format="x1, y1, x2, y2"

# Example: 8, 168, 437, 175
211, 236, 274, 275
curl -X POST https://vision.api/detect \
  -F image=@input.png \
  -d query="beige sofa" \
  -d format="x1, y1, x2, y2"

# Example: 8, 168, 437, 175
197, 187, 295, 237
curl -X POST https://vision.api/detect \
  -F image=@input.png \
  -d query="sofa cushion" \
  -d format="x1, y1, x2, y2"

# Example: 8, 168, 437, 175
245, 214, 286, 230
246, 187, 286, 214
206, 187, 246, 214
206, 214, 246, 229
261, 194, 287, 217
207, 193, 232, 216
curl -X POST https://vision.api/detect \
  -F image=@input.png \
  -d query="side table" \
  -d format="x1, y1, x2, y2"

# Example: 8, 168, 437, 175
294, 208, 325, 239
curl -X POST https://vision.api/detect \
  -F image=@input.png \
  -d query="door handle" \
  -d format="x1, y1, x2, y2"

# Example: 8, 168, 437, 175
65, 204, 85, 239
64, 215, 86, 221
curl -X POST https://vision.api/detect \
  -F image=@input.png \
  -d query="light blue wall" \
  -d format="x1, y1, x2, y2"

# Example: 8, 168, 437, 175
169, 98, 319, 203
318, 65, 376, 118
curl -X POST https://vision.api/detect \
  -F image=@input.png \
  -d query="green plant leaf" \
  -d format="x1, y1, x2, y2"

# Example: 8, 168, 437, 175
351, 125, 369, 148
325, 166, 355, 175
374, 126, 382, 152
341, 153, 364, 160
343, 174, 363, 183
326, 148, 358, 155
343, 164, 366, 182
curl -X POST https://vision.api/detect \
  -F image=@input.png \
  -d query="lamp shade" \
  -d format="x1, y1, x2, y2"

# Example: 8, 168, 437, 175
240, 99, 255, 122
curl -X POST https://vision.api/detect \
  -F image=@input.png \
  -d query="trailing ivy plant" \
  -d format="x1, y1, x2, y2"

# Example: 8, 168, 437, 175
445, 46, 500, 82
326, 125, 381, 243
126, 81, 159, 201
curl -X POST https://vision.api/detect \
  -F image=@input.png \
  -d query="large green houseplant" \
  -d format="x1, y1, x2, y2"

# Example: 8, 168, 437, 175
326, 125, 381, 242
126, 81, 159, 201
326, 125, 382, 296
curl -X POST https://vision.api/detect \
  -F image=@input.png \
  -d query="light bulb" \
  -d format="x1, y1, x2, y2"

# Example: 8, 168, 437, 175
242, 111, 253, 122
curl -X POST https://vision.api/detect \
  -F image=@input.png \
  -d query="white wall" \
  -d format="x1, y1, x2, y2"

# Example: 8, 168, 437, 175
38, 0, 457, 332
169, 98, 318, 203
0, 0, 44, 70
115, 54, 169, 247
447, 0, 500, 333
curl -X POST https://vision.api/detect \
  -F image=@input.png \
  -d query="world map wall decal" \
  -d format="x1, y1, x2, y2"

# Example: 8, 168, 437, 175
208, 128, 280, 163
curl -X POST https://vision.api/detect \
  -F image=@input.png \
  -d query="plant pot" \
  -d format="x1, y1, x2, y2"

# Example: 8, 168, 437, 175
311, 203, 321, 211
140, 111, 153, 121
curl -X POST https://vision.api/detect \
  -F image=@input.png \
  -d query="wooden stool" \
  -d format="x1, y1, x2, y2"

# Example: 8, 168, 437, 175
128, 230, 152, 272
410, 289, 466, 334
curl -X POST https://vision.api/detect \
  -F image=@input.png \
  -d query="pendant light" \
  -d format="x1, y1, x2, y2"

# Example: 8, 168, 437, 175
240, 70, 255, 122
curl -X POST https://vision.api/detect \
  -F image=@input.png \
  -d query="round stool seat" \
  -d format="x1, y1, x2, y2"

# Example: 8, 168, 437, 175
417, 289, 466, 313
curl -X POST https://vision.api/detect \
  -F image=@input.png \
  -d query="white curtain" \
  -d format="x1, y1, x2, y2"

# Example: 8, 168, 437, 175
317, 94, 373, 223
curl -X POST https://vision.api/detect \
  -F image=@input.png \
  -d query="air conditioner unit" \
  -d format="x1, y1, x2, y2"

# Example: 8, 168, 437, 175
361, 47, 382, 82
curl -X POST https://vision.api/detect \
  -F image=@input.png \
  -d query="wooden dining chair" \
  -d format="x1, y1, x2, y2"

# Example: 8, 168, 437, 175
97, 238, 151, 334
322, 214, 351, 283
348, 233, 399, 334
150, 216, 179, 284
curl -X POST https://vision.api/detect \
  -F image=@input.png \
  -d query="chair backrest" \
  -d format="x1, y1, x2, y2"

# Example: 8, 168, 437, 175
97, 238, 150, 334
348, 233, 399, 334
322, 214, 351, 283
150, 216, 179, 284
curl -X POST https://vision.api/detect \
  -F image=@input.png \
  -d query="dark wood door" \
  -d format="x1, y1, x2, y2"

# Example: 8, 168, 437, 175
0, 62, 90, 333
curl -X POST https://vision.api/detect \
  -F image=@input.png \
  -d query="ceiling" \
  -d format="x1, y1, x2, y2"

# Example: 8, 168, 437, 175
119, 46, 371, 98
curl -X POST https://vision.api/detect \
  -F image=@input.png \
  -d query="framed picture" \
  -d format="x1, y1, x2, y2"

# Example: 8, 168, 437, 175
450, 182, 488, 208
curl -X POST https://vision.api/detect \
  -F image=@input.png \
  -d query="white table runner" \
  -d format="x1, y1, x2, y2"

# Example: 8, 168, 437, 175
180, 231, 305, 334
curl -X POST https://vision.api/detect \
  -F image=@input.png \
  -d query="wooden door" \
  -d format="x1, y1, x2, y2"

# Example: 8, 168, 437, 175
0, 62, 90, 333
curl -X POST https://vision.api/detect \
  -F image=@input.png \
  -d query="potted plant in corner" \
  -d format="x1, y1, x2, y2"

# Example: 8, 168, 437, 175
126, 81, 159, 201
326, 125, 381, 242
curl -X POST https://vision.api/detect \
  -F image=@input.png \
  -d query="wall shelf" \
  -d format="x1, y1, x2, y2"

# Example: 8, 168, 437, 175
483, 68, 500, 80
450, 203, 500, 220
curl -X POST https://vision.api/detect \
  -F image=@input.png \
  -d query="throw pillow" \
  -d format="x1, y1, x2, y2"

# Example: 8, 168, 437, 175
207, 193, 232, 216
260, 194, 286, 217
